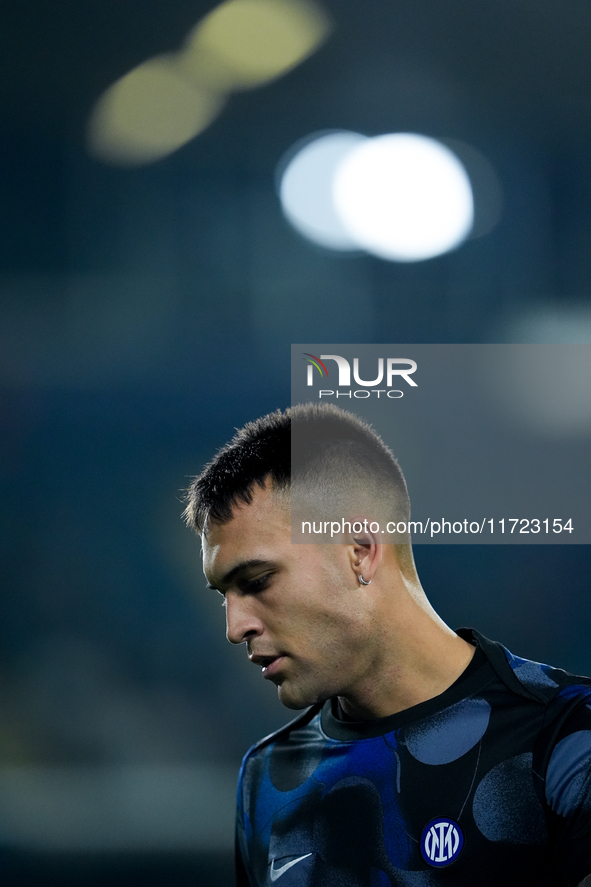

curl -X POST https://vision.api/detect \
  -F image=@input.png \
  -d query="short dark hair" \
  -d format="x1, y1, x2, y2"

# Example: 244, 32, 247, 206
183, 409, 290, 532
183, 403, 410, 537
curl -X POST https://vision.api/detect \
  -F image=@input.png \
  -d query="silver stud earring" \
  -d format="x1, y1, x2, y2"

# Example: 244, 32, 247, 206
358, 575, 371, 586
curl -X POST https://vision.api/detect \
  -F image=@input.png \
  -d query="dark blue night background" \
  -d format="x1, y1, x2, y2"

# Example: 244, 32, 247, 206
1, 1, 591, 883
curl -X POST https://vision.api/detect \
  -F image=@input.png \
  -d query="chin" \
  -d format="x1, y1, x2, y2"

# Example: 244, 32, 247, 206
276, 687, 310, 710
277, 683, 330, 711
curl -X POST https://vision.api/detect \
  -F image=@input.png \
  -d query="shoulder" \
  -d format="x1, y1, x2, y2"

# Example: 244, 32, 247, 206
462, 628, 591, 707
465, 629, 591, 819
238, 703, 324, 782
537, 680, 591, 821
461, 628, 591, 785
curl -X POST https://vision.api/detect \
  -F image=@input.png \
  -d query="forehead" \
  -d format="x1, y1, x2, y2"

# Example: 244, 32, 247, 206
202, 482, 291, 582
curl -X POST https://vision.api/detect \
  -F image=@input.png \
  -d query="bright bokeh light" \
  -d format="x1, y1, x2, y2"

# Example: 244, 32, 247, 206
183, 0, 331, 90
333, 133, 474, 261
88, 57, 224, 166
279, 131, 368, 249
87, 0, 330, 166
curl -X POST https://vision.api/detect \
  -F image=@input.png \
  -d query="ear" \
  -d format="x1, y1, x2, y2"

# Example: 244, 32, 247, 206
347, 523, 382, 585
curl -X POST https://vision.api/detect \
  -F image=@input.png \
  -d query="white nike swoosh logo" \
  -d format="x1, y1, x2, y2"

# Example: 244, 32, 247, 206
269, 853, 312, 881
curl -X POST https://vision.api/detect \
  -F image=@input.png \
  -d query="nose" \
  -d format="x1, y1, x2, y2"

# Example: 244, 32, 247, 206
225, 593, 264, 645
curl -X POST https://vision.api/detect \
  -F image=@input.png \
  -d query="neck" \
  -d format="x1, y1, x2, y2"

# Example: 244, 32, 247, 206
338, 578, 476, 720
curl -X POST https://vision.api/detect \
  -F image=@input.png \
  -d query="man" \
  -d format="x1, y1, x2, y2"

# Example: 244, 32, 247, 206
184, 403, 591, 886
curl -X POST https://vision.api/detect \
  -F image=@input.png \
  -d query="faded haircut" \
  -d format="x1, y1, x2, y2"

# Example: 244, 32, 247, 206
183, 404, 411, 544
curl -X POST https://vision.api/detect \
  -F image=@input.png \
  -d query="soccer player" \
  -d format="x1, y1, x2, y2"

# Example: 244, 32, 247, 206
183, 403, 591, 886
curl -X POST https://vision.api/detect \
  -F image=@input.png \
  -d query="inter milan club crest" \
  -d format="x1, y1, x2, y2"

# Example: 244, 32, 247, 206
420, 818, 464, 867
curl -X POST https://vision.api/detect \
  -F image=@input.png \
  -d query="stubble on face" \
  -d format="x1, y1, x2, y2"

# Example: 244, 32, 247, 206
201, 480, 376, 711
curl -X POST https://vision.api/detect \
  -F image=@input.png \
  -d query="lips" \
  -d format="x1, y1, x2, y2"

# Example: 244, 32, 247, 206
249, 652, 286, 679
261, 656, 285, 679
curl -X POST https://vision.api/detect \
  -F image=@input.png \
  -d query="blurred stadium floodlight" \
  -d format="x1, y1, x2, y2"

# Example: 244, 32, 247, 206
181, 0, 331, 90
87, 56, 225, 166
87, 0, 331, 166
333, 133, 474, 262
278, 131, 477, 261
278, 131, 368, 250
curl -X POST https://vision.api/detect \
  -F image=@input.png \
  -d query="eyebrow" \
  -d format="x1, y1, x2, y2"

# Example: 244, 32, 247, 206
206, 559, 273, 591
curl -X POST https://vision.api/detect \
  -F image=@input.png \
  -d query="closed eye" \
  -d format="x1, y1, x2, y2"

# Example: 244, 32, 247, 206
241, 574, 271, 594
